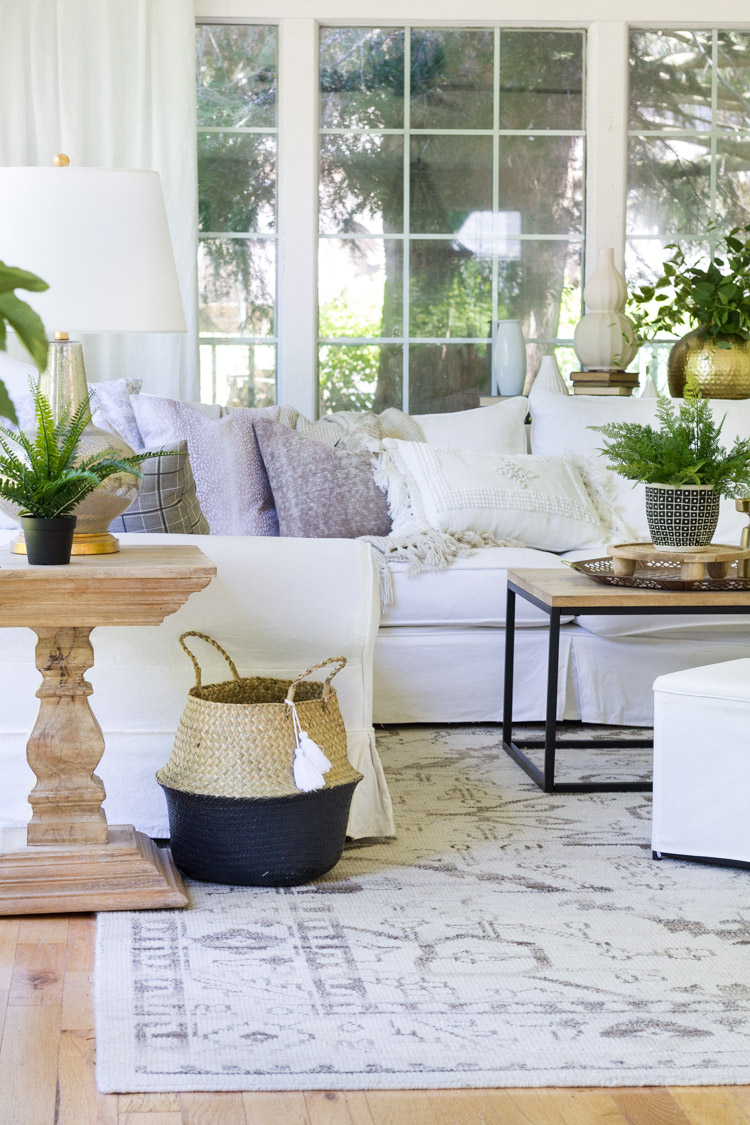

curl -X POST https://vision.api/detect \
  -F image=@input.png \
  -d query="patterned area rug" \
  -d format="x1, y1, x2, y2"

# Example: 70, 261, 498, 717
96, 725, 750, 1092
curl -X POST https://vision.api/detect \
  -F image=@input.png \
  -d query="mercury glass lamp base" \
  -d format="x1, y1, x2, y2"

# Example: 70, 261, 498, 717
10, 531, 120, 556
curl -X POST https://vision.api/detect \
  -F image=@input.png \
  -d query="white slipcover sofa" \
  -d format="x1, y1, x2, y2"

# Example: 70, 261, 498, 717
2, 377, 750, 841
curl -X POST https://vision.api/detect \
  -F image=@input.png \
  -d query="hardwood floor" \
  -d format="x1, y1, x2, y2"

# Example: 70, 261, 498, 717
0, 914, 748, 1125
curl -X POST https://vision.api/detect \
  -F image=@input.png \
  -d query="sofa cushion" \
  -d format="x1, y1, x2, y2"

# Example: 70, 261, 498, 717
131, 394, 279, 536
254, 418, 392, 538
412, 397, 528, 454
382, 439, 618, 551
529, 389, 658, 538
530, 389, 750, 547
381, 546, 573, 628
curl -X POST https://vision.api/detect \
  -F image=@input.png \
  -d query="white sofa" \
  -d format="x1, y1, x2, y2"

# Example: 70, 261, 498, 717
2, 376, 750, 841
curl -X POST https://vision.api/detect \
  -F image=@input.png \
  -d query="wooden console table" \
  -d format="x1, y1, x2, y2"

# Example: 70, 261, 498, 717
0, 544, 216, 915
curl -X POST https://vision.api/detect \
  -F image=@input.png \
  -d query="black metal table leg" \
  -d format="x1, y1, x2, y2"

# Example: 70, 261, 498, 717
543, 608, 561, 791
502, 585, 515, 748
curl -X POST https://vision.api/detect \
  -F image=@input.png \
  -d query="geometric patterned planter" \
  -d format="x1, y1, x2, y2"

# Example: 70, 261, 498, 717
645, 483, 720, 548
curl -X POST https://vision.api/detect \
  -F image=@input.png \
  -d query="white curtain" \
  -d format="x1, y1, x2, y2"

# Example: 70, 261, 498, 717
0, 0, 198, 401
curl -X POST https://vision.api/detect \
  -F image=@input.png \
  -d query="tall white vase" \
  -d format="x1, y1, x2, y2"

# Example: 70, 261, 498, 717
492, 319, 527, 396
573, 248, 638, 372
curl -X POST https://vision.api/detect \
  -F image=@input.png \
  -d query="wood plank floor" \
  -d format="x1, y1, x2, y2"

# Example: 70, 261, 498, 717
0, 914, 747, 1125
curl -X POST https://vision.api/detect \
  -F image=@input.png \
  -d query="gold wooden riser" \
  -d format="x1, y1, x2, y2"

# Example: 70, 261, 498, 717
0, 824, 189, 915
10, 530, 120, 555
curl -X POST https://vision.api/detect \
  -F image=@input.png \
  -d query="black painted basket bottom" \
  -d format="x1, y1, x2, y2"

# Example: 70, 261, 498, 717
159, 780, 360, 887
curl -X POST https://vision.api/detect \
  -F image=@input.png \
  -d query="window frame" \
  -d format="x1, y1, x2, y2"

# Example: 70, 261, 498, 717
194, 2, 750, 414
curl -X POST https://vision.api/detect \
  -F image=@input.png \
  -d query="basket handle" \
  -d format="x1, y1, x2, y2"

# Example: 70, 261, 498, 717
178, 631, 241, 688
286, 656, 347, 707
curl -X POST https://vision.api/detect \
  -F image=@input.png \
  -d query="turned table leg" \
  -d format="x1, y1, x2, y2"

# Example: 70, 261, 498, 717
26, 627, 108, 846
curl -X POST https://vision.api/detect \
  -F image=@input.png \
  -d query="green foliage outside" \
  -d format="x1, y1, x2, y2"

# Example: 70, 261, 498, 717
629, 226, 750, 347
0, 382, 165, 519
590, 374, 750, 496
0, 260, 50, 424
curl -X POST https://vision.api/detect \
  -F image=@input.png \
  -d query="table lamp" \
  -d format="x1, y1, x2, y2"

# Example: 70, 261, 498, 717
0, 155, 186, 553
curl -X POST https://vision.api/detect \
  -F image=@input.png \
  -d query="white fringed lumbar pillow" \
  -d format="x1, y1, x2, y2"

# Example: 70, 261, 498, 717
381, 439, 624, 552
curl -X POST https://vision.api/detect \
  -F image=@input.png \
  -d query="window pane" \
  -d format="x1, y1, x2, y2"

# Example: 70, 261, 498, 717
196, 24, 277, 128
200, 343, 276, 408
497, 240, 582, 342
410, 241, 492, 338
409, 343, 489, 414
716, 33, 750, 130
319, 239, 403, 339
318, 344, 403, 413
715, 138, 750, 227
629, 30, 712, 131
410, 136, 493, 234
320, 28, 404, 129
626, 238, 709, 291
497, 136, 583, 234
627, 136, 710, 236
319, 135, 404, 234
198, 239, 275, 337
499, 30, 584, 130
198, 133, 275, 233
410, 29, 494, 130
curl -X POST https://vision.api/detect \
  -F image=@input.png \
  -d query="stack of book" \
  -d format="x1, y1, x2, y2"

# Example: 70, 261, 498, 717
569, 370, 640, 396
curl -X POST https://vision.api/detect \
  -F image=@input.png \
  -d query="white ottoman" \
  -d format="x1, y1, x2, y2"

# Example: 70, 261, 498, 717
652, 658, 750, 869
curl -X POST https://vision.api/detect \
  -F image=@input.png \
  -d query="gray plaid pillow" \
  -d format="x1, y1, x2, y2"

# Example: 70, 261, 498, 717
109, 442, 209, 534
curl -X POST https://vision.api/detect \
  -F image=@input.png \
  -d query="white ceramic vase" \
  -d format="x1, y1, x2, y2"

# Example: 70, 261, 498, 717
492, 319, 527, 396
533, 354, 568, 395
573, 248, 638, 372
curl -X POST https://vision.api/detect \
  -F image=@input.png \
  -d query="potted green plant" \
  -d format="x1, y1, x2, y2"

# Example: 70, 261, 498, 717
590, 374, 750, 548
0, 381, 162, 565
630, 226, 750, 399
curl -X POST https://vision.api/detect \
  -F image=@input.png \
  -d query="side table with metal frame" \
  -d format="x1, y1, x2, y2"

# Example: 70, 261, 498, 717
502, 567, 750, 794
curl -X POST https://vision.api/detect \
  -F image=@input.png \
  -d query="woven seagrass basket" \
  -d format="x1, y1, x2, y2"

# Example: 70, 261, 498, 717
157, 632, 362, 886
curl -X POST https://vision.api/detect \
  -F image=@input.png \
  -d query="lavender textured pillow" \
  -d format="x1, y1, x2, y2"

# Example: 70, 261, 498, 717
131, 394, 279, 535
254, 418, 392, 538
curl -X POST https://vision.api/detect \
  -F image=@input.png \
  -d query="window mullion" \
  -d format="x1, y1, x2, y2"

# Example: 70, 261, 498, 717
277, 17, 318, 416
585, 21, 629, 283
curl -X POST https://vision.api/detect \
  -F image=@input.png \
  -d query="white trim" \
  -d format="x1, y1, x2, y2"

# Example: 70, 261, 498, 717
585, 22, 629, 284
276, 18, 319, 415
195, 2, 750, 24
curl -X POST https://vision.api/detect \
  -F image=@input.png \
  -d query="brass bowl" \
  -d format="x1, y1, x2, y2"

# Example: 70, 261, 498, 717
668, 329, 750, 399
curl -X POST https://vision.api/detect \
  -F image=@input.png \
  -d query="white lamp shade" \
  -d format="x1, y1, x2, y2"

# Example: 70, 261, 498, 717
0, 167, 186, 335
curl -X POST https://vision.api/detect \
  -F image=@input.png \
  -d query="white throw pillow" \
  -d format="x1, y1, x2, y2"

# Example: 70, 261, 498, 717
412, 398, 528, 455
529, 389, 661, 539
381, 439, 620, 552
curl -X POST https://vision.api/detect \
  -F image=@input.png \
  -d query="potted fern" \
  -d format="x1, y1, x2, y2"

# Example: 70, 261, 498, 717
590, 374, 750, 548
0, 382, 162, 565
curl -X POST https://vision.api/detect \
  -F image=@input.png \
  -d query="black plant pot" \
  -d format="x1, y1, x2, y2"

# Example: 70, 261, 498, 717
21, 515, 77, 565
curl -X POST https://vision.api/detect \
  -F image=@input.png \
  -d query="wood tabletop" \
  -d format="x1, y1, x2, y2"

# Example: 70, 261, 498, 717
0, 543, 216, 627
0, 543, 215, 580
507, 566, 750, 608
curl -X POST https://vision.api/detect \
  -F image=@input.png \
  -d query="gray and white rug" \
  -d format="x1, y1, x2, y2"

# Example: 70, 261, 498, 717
96, 725, 750, 1092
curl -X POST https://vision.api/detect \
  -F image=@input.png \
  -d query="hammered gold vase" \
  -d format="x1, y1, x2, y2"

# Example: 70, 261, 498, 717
668, 328, 750, 399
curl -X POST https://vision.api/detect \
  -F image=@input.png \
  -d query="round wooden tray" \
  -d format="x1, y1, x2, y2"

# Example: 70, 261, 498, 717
608, 542, 750, 581
567, 556, 750, 592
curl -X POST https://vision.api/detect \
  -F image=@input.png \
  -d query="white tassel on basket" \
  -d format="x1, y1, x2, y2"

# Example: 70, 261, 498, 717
286, 697, 332, 792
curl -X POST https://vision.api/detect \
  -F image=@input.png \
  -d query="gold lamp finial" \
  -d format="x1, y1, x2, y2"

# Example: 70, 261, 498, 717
52, 153, 70, 167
